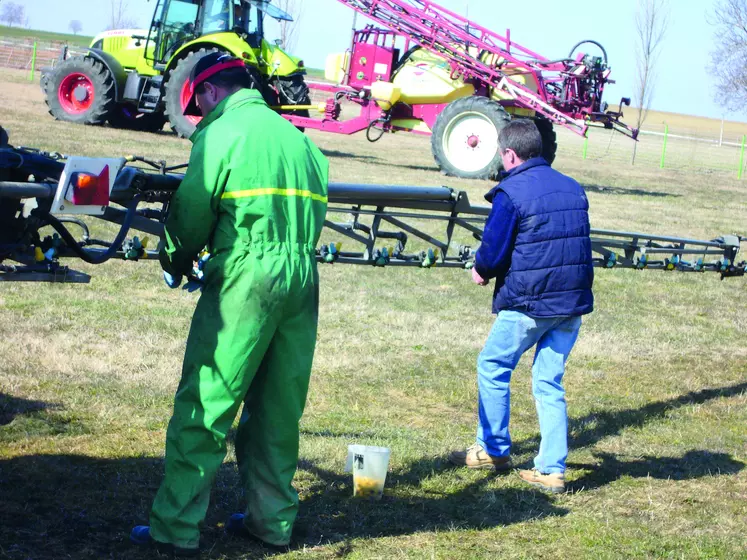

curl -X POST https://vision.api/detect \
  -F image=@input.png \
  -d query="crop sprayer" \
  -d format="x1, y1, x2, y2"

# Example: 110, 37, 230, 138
0, 128, 743, 284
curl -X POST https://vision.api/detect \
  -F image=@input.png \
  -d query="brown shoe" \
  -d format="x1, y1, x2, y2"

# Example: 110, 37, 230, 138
518, 468, 565, 494
448, 444, 511, 470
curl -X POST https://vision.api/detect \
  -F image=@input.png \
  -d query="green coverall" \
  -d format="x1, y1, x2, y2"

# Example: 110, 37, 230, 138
151, 88, 328, 549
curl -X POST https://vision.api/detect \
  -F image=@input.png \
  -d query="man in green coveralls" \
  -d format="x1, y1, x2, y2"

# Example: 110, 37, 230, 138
130, 53, 328, 556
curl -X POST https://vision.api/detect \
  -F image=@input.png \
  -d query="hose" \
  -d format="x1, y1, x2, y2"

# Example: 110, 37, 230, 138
568, 40, 608, 64
366, 119, 387, 143
40, 196, 141, 264
55, 217, 90, 242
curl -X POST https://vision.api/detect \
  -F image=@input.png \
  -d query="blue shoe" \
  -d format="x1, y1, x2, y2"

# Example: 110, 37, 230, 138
130, 525, 152, 546
129, 525, 200, 557
225, 513, 246, 535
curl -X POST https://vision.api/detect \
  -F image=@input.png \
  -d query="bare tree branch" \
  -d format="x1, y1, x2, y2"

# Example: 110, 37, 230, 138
108, 0, 139, 30
709, 0, 747, 113
1, 2, 25, 27
632, 0, 669, 164
273, 0, 304, 52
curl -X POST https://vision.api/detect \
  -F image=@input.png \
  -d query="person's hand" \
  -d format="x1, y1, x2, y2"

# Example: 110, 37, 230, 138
163, 270, 182, 289
472, 267, 489, 286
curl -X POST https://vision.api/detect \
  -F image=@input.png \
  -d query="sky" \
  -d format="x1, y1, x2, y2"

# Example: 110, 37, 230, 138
17, 0, 737, 121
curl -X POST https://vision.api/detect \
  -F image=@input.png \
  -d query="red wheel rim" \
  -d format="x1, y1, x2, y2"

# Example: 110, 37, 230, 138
180, 79, 202, 126
58, 73, 95, 114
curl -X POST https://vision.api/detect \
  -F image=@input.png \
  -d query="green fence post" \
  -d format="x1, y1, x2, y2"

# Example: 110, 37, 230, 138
582, 134, 588, 160
28, 41, 37, 82
738, 135, 746, 180
659, 124, 668, 169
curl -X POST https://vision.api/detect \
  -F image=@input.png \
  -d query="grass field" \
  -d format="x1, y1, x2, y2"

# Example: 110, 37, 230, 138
0, 25, 93, 47
0, 67, 745, 559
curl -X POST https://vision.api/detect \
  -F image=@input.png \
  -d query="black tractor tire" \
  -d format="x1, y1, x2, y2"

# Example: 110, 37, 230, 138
108, 104, 167, 133
164, 48, 223, 138
273, 74, 311, 131
431, 96, 511, 180
44, 56, 115, 125
534, 117, 557, 165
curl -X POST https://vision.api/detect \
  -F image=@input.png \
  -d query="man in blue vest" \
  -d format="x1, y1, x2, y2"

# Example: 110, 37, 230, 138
448, 119, 594, 494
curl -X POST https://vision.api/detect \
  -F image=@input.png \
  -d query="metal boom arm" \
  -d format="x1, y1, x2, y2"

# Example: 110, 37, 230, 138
1, 158, 743, 282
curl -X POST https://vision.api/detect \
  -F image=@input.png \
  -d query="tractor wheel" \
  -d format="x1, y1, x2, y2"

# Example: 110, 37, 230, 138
44, 56, 115, 125
164, 48, 223, 138
431, 97, 510, 180
534, 117, 557, 164
273, 74, 311, 131
108, 103, 167, 133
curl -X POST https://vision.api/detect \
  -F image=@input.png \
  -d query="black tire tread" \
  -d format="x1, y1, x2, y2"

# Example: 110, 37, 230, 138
44, 56, 115, 125
533, 117, 557, 165
164, 48, 221, 138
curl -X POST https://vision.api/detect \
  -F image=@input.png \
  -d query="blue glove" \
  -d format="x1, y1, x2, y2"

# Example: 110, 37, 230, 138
163, 270, 182, 289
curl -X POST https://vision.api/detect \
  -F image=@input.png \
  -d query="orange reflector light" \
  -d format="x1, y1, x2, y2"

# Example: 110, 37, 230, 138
71, 165, 110, 206
76, 173, 95, 189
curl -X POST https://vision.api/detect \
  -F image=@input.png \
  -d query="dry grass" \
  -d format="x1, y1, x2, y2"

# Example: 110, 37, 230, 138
1, 68, 746, 559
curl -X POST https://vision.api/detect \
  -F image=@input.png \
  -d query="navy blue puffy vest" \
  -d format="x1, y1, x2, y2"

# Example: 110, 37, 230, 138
489, 157, 594, 317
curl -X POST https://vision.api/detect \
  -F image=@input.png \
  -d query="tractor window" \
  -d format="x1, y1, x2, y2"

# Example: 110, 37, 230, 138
158, 0, 200, 61
202, 0, 233, 34
236, 2, 262, 48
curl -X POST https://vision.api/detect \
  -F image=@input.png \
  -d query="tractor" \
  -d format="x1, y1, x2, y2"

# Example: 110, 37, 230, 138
41, 0, 309, 137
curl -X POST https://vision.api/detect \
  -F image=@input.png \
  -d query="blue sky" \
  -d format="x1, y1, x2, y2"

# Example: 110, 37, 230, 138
18, 0, 736, 121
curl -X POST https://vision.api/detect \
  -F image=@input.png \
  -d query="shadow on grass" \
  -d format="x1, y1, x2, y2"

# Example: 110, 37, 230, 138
320, 149, 379, 161
317, 150, 440, 174
583, 183, 681, 198
568, 450, 745, 492
0, 392, 57, 426
513, 381, 747, 457
294, 456, 566, 552
0, 452, 567, 559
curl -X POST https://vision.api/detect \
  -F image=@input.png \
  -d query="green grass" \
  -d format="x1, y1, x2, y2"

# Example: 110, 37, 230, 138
0, 67, 746, 559
0, 25, 93, 47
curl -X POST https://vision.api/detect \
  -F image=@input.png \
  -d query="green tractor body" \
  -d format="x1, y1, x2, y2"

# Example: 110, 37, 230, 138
41, 0, 307, 136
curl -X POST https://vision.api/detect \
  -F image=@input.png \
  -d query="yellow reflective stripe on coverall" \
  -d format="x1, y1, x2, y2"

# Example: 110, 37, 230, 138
222, 187, 328, 204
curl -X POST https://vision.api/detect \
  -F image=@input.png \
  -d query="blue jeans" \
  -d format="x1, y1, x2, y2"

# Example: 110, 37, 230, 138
476, 310, 582, 474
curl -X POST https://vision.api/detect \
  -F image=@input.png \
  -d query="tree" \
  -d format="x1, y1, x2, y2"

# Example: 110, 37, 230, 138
631, 0, 669, 164
1, 2, 25, 27
274, 0, 304, 52
709, 0, 747, 113
69, 20, 83, 35
108, 0, 139, 30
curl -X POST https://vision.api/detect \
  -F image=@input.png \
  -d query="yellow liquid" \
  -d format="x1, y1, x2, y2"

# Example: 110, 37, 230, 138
354, 475, 383, 498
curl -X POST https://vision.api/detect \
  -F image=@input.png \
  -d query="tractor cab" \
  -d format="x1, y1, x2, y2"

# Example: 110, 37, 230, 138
148, 0, 293, 65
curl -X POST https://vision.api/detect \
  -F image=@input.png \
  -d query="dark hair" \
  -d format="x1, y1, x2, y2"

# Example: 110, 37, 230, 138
196, 66, 258, 94
498, 119, 543, 161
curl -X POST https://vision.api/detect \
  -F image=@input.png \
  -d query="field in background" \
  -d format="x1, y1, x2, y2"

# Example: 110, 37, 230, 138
0, 68, 745, 559
0, 26, 93, 47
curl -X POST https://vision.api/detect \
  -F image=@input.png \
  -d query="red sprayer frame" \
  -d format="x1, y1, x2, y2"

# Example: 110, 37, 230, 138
285, 0, 637, 139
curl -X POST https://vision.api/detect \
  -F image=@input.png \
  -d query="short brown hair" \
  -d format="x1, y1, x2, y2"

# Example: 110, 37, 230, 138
498, 120, 543, 161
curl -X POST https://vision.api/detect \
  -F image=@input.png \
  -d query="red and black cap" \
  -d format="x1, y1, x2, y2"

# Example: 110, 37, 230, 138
183, 52, 246, 116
